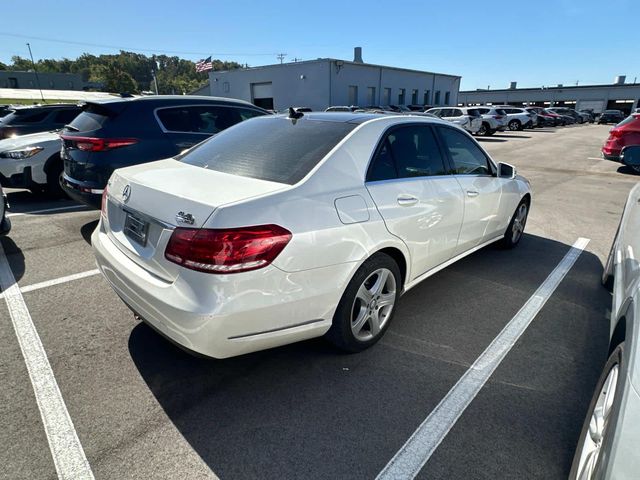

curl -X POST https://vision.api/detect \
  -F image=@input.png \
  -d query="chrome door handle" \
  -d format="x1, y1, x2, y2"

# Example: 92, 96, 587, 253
397, 194, 419, 206
466, 190, 479, 197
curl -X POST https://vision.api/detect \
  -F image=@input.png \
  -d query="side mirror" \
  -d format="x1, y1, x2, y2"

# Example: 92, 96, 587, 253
621, 146, 640, 167
497, 162, 516, 179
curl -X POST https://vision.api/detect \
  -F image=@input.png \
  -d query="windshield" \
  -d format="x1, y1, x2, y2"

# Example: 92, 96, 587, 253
178, 116, 357, 185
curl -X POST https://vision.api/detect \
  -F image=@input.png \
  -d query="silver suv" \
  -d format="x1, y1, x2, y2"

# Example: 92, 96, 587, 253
425, 107, 483, 134
474, 107, 508, 136
492, 105, 535, 131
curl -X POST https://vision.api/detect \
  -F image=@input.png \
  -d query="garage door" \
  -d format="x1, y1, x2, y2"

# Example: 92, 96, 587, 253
251, 82, 273, 100
576, 100, 605, 113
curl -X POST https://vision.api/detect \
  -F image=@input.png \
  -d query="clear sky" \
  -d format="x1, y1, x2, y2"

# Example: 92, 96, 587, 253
2, 0, 637, 90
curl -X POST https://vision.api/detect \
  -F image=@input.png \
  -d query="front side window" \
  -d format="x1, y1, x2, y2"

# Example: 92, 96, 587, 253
438, 126, 491, 176
367, 125, 447, 182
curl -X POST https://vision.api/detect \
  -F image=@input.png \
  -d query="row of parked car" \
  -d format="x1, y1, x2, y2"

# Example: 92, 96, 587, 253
322, 104, 598, 136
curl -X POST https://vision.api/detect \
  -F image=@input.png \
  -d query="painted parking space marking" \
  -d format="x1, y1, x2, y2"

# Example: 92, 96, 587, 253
376, 237, 590, 480
0, 243, 95, 479
7, 204, 90, 217
0, 269, 100, 299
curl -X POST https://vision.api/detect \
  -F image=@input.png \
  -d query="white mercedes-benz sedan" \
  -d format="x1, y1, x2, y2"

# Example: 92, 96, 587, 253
92, 112, 531, 358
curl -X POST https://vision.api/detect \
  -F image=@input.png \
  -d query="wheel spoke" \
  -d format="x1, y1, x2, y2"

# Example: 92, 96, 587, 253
369, 310, 381, 335
378, 292, 395, 308
352, 307, 369, 335
372, 269, 389, 296
356, 282, 373, 304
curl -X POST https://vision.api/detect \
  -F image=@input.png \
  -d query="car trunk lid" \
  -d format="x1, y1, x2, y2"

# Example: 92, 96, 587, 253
104, 158, 288, 281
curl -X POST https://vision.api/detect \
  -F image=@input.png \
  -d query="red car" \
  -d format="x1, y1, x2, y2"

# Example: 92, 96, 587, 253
602, 114, 640, 160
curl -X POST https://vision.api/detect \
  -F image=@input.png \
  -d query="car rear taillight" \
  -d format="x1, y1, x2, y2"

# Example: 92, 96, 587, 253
165, 224, 292, 274
101, 187, 108, 218
609, 129, 623, 138
61, 135, 138, 152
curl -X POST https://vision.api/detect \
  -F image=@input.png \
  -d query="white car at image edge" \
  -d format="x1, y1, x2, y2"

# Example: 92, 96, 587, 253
570, 152, 640, 480
0, 130, 65, 195
92, 112, 531, 359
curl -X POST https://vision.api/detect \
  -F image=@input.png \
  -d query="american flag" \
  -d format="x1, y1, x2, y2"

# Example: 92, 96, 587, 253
195, 56, 213, 72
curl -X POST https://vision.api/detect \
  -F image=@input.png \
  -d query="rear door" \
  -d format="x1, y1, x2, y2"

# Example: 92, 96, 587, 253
435, 125, 503, 253
155, 104, 265, 155
365, 124, 464, 279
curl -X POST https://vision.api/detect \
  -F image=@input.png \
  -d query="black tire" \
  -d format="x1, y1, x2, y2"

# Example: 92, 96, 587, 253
45, 157, 67, 198
486, 128, 496, 136
508, 119, 521, 131
569, 343, 624, 480
478, 122, 491, 136
501, 199, 529, 249
325, 252, 401, 353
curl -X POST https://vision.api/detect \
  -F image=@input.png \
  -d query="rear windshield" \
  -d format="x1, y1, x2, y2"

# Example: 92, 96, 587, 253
616, 115, 637, 127
178, 116, 357, 185
66, 104, 113, 132
5, 109, 49, 124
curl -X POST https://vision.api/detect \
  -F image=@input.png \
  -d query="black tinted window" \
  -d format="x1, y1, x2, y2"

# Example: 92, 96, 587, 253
367, 125, 447, 181
158, 106, 262, 134
179, 117, 355, 185
438, 127, 491, 175
53, 109, 80, 124
12, 110, 49, 123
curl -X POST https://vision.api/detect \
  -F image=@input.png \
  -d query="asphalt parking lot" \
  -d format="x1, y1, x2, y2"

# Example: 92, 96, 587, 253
1, 124, 637, 480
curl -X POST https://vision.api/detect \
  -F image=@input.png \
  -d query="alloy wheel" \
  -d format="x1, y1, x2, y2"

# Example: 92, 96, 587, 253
350, 268, 396, 342
575, 364, 619, 480
511, 203, 528, 243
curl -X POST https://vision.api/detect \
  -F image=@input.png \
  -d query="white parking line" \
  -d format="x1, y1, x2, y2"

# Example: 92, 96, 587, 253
0, 269, 100, 299
7, 204, 90, 217
0, 243, 95, 479
376, 237, 590, 480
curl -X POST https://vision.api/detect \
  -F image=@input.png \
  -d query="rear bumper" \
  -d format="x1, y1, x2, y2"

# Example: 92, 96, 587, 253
61, 174, 102, 208
92, 223, 354, 358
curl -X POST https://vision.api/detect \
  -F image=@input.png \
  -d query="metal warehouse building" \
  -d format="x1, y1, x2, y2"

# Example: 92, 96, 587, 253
200, 48, 461, 111
458, 77, 640, 115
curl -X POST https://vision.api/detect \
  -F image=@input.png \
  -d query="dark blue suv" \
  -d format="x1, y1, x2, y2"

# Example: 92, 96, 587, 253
61, 96, 268, 207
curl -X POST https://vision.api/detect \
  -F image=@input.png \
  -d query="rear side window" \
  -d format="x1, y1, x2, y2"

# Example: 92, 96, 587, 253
438, 127, 491, 175
53, 109, 81, 124
157, 105, 265, 134
178, 117, 355, 185
367, 125, 447, 181
12, 110, 49, 123
467, 109, 481, 117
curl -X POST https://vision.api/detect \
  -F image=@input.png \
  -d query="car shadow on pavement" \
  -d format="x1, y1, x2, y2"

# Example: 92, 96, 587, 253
0, 236, 25, 282
128, 233, 610, 480
477, 138, 507, 143
616, 165, 639, 177
81, 220, 99, 245
492, 134, 531, 139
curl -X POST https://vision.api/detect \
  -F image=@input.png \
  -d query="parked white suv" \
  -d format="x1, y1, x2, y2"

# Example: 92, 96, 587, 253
0, 131, 65, 196
425, 107, 482, 134
492, 106, 534, 131
474, 107, 508, 136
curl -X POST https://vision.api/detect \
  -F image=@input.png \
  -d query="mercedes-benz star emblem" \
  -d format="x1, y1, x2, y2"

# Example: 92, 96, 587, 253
122, 185, 131, 202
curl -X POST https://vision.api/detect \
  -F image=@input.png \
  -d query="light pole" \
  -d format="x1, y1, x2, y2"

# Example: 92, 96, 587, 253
26, 43, 45, 103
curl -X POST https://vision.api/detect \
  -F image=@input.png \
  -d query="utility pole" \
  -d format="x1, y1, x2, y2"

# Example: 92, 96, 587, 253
152, 60, 160, 95
276, 53, 287, 64
26, 43, 45, 103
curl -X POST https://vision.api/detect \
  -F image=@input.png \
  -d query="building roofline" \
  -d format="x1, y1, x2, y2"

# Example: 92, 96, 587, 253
211, 58, 461, 79
460, 82, 640, 94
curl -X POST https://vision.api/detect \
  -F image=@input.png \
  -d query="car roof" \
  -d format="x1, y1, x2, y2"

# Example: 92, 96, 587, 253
274, 111, 448, 126
87, 95, 258, 108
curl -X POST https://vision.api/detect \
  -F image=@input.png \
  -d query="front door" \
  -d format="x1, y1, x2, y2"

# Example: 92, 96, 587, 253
435, 125, 503, 254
